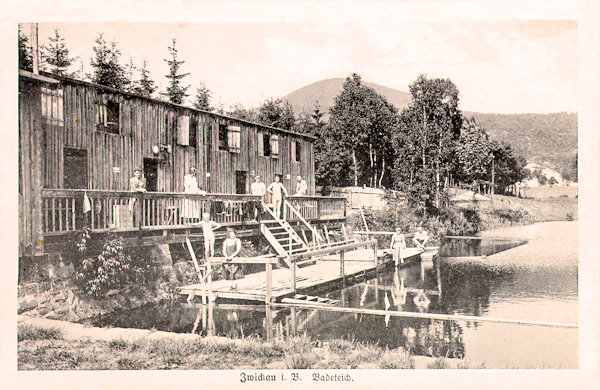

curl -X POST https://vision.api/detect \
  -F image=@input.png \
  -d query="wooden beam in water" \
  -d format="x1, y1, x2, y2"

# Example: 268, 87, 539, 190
271, 302, 578, 328
293, 239, 377, 260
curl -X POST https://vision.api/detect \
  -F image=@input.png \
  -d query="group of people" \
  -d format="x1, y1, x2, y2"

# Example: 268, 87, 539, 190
251, 174, 307, 219
390, 225, 430, 266
128, 167, 308, 280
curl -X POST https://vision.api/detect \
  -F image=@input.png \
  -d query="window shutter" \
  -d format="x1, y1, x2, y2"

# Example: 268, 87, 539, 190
178, 115, 190, 145
257, 131, 264, 156
270, 134, 279, 158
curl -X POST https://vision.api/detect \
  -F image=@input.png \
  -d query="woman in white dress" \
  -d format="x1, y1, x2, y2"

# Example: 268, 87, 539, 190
183, 167, 205, 222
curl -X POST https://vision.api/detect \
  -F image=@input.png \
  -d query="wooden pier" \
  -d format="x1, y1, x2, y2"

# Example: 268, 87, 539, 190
179, 247, 424, 303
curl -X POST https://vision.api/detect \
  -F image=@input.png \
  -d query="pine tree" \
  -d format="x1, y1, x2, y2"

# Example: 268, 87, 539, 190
89, 33, 127, 89
193, 83, 212, 111
133, 60, 157, 97
123, 57, 137, 93
18, 25, 33, 71
162, 38, 190, 104
40, 29, 76, 76
258, 98, 296, 130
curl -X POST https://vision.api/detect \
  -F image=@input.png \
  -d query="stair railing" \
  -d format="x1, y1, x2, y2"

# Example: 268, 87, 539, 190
283, 199, 323, 248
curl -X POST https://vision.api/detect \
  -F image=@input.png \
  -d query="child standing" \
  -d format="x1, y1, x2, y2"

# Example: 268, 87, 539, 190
198, 212, 221, 259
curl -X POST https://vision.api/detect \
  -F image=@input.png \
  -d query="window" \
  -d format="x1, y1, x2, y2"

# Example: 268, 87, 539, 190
270, 134, 279, 158
218, 123, 229, 151
97, 98, 120, 134
189, 116, 198, 148
295, 141, 302, 162
261, 132, 271, 156
63, 148, 87, 189
218, 124, 241, 153
227, 125, 241, 153
41, 86, 64, 124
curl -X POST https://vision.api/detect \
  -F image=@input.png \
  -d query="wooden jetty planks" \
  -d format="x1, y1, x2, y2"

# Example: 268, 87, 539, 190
179, 248, 423, 302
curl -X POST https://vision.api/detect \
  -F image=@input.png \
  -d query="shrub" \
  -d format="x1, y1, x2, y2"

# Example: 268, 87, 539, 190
379, 350, 414, 369
283, 352, 318, 369
18, 324, 63, 341
73, 232, 157, 297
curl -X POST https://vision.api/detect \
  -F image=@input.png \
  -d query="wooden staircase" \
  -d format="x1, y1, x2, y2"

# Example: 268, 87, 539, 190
260, 201, 310, 268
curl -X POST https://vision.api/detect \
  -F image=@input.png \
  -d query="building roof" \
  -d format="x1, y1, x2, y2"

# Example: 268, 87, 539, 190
19, 69, 316, 141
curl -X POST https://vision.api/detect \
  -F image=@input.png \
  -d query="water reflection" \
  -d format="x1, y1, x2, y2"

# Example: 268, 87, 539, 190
88, 237, 576, 367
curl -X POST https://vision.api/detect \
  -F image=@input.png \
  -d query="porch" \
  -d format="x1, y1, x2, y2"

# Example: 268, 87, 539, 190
37, 189, 346, 253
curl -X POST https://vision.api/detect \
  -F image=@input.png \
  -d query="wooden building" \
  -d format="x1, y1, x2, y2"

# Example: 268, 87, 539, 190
19, 70, 345, 257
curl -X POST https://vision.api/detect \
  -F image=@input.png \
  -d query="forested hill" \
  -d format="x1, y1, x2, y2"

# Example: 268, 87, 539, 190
282, 78, 410, 115
465, 112, 578, 169
282, 79, 577, 169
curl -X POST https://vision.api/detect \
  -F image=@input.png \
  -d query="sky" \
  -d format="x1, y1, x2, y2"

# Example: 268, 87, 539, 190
21, 19, 577, 114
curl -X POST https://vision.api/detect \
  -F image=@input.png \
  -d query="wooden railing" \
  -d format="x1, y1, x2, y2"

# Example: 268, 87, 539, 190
41, 189, 347, 234
286, 196, 346, 222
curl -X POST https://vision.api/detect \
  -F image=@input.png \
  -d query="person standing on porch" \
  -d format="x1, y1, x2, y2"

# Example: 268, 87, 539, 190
184, 167, 205, 223
295, 175, 308, 196
267, 175, 287, 219
128, 168, 146, 216
250, 175, 266, 219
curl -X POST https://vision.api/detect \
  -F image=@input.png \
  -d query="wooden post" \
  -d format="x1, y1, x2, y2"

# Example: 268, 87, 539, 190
290, 257, 296, 293
265, 260, 273, 341
137, 192, 144, 232
32, 101, 44, 256
207, 258, 213, 301
340, 249, 345, 278
373, 241, 379, 274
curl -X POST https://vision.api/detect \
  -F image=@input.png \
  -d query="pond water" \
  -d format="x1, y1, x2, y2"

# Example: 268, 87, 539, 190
88, 226, 578, 368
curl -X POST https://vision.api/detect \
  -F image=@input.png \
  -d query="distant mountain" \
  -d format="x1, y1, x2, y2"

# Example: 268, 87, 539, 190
281, 78, 577, 171
281, 78, 411, 115
465, 112, 578, 170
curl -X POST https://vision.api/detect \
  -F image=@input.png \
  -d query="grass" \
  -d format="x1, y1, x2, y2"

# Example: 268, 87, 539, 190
17, 324, 422, 370
20, 324, 517, 370
18, 324, 63, 341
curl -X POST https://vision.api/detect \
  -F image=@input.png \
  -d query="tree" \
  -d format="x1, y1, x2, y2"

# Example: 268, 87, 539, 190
89, 34, 127, 89
193, 83, 213, 111
18, 25, 33, 71
133, 59, 157, 97
40, 29, 76, 76
257, 98, 296, 130
489, 140, 527, 193
228, 103, 257, 121
122, 57, 137, 93
329, 73, 398, 188
455, 117, 493, 188
162, 38, 190, 105
393, 74, 462, 208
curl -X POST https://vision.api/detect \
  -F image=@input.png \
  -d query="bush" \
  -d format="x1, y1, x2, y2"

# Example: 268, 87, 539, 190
73, 232, 157, 297
487, 208, 530, 224
18, 324, 63, 341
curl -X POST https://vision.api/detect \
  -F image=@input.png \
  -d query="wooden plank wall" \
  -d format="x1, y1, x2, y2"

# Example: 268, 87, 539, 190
19, 80, 44, 256
31, 77, 316, 196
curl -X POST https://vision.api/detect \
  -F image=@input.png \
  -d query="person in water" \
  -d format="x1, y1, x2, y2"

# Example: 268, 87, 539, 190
198, 212, 221, 260
413, 224, 431, 249
222, 228, 242, 280
390, 227, 406, 266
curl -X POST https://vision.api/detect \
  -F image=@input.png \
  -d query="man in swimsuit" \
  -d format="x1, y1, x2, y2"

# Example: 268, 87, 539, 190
266, 175, 288, 219
198, 212, 221, 260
